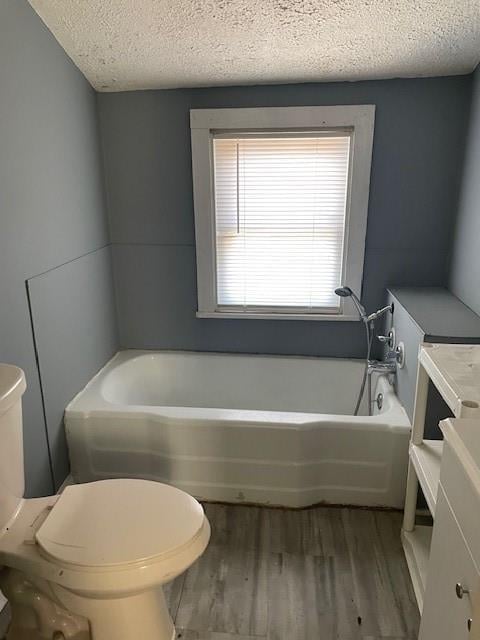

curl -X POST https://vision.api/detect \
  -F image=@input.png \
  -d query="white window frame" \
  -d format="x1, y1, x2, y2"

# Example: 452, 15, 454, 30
190, 105, 375, 321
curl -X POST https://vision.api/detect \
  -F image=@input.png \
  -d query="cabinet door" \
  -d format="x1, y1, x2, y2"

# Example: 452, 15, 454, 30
420, 487, 480, 640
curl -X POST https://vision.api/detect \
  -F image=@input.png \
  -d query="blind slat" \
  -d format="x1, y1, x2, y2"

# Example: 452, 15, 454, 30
213, 134, 350, 310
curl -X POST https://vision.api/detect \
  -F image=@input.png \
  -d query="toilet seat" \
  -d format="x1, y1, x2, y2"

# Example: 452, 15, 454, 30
1, 481, 210, 640
1, 479, 210, 598
35, 479, 205, 569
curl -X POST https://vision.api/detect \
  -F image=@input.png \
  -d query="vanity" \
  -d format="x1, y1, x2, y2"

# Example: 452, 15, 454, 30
401, 344, 480, 639
419, 418, 480, 639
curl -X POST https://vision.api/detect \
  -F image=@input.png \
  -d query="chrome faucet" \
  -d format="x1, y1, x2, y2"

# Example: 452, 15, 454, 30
366, 305, 395, 323
366, 346, 405, 415
368, 345, 403, 377
367, 359, 397, 375
333, 286, 397, 417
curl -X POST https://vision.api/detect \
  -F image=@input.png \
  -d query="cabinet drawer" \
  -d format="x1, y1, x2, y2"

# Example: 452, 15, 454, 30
440, 440, 480, 566
420, 487, 480, 640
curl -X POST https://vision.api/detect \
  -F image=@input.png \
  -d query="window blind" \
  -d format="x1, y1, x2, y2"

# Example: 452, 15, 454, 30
212, 133, 351, 313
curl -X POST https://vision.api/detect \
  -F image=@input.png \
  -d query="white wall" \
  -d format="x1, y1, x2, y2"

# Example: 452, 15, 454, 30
450, 66, 480, 315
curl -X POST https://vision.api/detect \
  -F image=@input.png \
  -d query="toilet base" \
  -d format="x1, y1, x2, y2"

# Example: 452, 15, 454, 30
0, 568, 176, 640
53, 581, 176, 640
0, 568, 90, 639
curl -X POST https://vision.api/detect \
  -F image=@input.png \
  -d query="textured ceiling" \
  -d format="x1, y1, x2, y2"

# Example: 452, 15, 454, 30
29, 0, 480, 92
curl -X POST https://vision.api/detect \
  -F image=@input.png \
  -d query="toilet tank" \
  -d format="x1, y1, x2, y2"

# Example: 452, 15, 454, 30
0, 364, 26, 529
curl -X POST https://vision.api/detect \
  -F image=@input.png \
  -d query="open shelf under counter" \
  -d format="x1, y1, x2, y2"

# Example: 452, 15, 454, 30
409, 440, 443, 517
403, 342, 480, 628
401, 525, 433, 611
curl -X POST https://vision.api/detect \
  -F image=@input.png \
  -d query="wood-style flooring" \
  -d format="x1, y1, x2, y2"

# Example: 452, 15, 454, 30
165, 503, 419, 640
0, 503, 418, 639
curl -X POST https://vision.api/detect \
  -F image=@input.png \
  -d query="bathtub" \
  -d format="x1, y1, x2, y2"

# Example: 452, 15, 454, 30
65, 350, 411, 508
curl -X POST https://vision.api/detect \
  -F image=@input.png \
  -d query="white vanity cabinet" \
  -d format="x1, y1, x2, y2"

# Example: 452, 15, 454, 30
402, 344, 480, 611
419, 489, 479, 639
419, 418, 480, 640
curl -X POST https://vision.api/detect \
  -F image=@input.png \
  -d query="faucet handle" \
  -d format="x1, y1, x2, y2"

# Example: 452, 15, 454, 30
377, 330, 395, 349
386, 344, 405, 368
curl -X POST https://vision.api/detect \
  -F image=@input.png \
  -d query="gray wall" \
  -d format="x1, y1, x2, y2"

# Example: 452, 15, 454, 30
385, 292, 424, 422
385, 290, 454, 440
98, 76, 471, 357
450, 66, 480, 314
1, 1, 476, 495
27, 248, 117, 487
0, 0, 118, 495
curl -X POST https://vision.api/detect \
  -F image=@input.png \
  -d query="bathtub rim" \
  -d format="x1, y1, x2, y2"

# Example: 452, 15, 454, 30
66, 350, 411, 433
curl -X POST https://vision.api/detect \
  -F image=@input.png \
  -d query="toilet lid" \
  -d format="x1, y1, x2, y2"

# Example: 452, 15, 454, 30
35, 479, 206, 568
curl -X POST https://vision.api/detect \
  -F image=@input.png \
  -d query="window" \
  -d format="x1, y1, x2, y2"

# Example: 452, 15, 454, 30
190, 106, 375, 320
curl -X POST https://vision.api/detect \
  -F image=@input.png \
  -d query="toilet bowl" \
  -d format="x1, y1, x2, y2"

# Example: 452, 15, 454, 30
0, 364, 210, 640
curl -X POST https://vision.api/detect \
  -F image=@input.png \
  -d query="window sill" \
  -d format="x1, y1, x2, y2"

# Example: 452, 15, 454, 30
196, 311, 360, 321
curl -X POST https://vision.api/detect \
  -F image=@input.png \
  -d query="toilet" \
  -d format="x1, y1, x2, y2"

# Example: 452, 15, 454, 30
0, 364, 210, 640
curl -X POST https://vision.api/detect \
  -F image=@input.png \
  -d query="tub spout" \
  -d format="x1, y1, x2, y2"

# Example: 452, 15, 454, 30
367, 360, 397, 375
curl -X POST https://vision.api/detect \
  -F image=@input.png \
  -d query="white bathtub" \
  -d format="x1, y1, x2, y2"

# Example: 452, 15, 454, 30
65, 350, 411, 508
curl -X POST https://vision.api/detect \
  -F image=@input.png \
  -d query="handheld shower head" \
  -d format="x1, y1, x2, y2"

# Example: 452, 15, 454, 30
334, 287, 353, 298
334, 286, 367, 320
